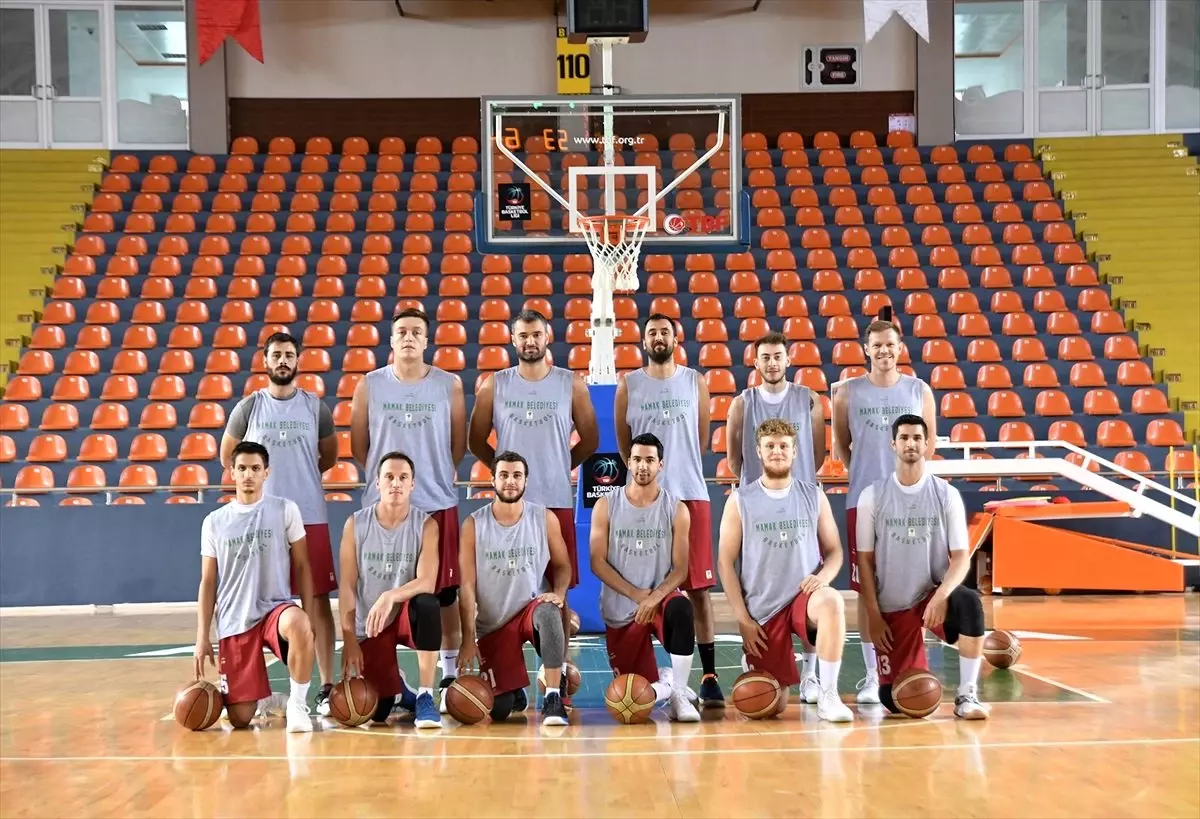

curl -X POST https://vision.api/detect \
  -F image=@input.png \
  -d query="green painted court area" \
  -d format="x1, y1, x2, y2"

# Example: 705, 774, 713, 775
0, 636, 1088, 706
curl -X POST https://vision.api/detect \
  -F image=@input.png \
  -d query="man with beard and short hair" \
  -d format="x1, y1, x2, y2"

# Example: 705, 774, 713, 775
832, 318, 936, 706
615, 314, 724, 708
221, 332, 338, 716
457, 452, 573, 726
726, 330, 827, 703
590, 432, 700, 722
469, 309, 598, 705
717, 419, 854, 723
351, 308, 468, 712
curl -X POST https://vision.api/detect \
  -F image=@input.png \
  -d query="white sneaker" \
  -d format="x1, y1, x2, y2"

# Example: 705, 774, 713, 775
816, 689, 854, 723
668, 690, 702, 722
286, 701, 314, 733
855, 676, 881, 704
257, 692, 289, 717
954, 691, 990, 720
799, 676, 820, 705
658, 667, 699, 706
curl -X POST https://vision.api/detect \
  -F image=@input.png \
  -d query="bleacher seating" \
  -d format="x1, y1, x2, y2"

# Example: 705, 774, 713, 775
0, 130, 1191, 505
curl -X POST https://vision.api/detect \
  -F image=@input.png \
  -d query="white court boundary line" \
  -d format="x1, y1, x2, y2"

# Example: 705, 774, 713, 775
1009, 664, 1110, 704
2, 736, 1195, 764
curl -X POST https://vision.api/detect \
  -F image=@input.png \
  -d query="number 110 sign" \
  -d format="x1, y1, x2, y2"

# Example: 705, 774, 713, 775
556, 26, 591, 95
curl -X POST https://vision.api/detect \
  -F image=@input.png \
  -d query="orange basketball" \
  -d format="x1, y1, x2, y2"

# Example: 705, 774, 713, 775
892, 669, 942, 718
604, 673, 655, 724
329, 677, 379, 727
983, 630, 1022, 669
773, 683, 790, 716
568, 609, 581, 637
174, 680, 223, 731
446, 674, 494, 724
537, 662, 582, 695
732, 670, 782, 719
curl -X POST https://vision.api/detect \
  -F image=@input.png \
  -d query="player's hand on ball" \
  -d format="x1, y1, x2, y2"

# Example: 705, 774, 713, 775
633, 593, 660, 625
799, 574, 828, 595
341, 640, 364, 680
365, 593, 396, 638
738, 617, 768, 658
457, 642, 480, 675
923, 592, 948, 630
193, 639, 214, 680
868, 609, 894, 653
536, 592, 565, 608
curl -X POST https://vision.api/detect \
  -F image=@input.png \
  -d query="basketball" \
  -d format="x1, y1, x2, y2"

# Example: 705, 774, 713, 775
773, 683, 789, 716
173, 680, 223, 731
445, 675, 494, 725
731, 670, 782, 719
983, 630, 1023, 668
892, 669, 943, 718
604, 673, 656, 724
329, 677, 379, 727
568, 609, 581, 637
537, 662, 582, 695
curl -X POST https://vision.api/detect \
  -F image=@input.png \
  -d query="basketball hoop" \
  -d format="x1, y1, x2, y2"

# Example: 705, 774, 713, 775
578, 214, 650, 292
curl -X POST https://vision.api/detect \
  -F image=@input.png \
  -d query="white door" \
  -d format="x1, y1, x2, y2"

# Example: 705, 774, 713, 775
0, 2, 106, 148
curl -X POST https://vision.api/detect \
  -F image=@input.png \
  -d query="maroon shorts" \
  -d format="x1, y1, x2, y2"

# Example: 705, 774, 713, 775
604, 591, 685, 682
429, 507, 460, 592
549, 507, 579, 589
846, 507, 860, 592
293, 523, 337, 596
359, 599, 415, 698
876, 592, 946, 685
218, 602, 294, 705
680, 500, 715, 592
744, 593, 817, 687
477, 599, 540, 695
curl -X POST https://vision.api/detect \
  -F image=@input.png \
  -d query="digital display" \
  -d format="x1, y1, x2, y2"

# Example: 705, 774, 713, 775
568, 0, 648, 38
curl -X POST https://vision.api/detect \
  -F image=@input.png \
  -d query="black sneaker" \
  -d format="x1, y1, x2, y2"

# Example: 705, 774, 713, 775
438, 675, 456, 715
698, 673, 726, 709
512, 686, 529, 712
559, 676, 573, 710
314, 683, 333, 717
541, 691, 568, 726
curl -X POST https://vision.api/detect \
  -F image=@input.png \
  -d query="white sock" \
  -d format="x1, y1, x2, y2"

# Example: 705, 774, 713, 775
861, 643, 878, 682
651, 680, 671, 703
418, 686, 434, 699
801, 652, 818, 681
818, 658, 841, 694
670, 652, 694, 696
440, 649, 458, 677
289, 679, 310, 706
958, 656, 982, 695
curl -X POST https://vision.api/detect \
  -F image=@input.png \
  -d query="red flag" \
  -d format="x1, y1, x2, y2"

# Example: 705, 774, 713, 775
195, 0, 263, 65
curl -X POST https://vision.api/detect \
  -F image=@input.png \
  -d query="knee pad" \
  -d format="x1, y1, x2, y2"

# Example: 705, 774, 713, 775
436, 586, 458, 607
662, 596, 695, 655
490, 691, 516, 722
372, 695, 396, 723
408, 593, 443, 651
946, 587, 985, 640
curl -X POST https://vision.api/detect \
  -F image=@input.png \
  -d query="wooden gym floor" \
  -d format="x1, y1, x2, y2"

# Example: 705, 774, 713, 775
0, 594, 1197, 818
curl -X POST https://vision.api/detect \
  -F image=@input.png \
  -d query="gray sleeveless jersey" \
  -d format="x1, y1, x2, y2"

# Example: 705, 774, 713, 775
352, 504, 429, 638
624, 367, 707, 501
737, 479, 823, 624
600, 486, 677, 628
739, 384, 816, 485
362, 365, 458, 512
200, 496, 303, 640
238, 389, 327, 524
471, 502, 550, 636
869, 475, 953, 613
492, 367, 575, 509
845, 374, 927, 507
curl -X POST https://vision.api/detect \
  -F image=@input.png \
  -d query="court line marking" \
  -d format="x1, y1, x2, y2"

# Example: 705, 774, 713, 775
2, 736, 1195, 764
1009, 665, 1110, 704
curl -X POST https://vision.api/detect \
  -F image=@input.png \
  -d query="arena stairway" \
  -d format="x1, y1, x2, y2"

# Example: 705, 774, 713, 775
1038, 135, 1200, 441
0, 149, 107, 392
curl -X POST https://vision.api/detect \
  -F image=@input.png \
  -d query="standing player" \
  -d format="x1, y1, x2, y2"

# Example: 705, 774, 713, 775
726, 331, 826, 703
615, 314, 723, 707
856, 415, 989, 719
195, 441, 316, 732
220, 332, 338, 715
832, 318, 936, 705
717, 420, 854, 723
468, 308, 599, 702
338, 451, 443, 729
351, 308, 468, 708
590, 433, 701, 722
457, 452, 573, 726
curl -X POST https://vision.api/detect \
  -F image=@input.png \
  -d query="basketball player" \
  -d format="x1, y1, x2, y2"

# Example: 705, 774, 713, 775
855, 415, 989, 720
590, 432, 701, 722
831, 317, 936, 705
457, 452, 572, 726
338, 451, 443, 729
615, 313, 723, 707
351, 308, 467, 709
220, 332, 339, 715
195, 441, 316, 733
717, 419, 854, 723
726, 331, 826, 703
468, 308, 598, 703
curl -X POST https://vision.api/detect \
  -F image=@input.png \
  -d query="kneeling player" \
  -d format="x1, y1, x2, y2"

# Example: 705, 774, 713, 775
194, 441, 316, 732
457, 452, 573, 726
339, 451, 443, 728
591, 433, 701, 722
856, 414, 989, 719
718, 419, 854, 723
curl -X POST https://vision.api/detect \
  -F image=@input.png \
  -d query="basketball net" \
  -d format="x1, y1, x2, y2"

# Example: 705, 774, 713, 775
578, 215, 650, 385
